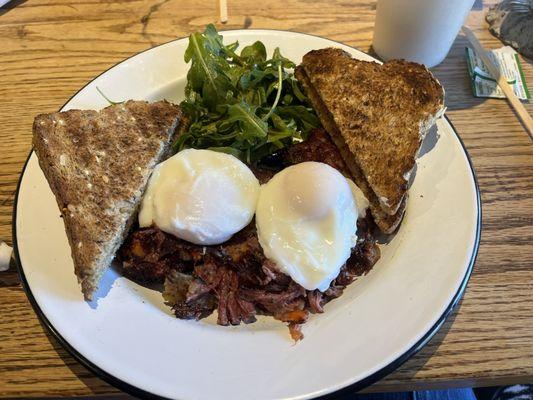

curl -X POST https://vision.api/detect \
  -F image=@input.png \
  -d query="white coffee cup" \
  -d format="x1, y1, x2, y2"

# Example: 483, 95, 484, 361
372, 0, 475, 68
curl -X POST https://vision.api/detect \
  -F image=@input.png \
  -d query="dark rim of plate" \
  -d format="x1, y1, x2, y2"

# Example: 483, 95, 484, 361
11, 29, 482, 400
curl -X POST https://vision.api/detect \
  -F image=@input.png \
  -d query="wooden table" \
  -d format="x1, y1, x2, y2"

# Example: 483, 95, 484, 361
1, 0, 532, 397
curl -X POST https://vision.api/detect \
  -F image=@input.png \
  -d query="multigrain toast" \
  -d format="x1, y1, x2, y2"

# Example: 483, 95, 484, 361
33, 100, 184, 300
295, 48, 445, 232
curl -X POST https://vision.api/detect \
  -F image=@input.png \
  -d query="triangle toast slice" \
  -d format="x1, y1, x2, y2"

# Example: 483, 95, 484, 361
295, 48, 444, 231
33, 100, 184, 299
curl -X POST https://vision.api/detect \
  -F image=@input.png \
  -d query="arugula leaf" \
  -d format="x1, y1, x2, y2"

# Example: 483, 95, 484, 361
240, 41, 267, 63
226, 102, 269, 139
262, 63, 283, 122
276, 105, 320, 135
270, 47, 296, 69
96, 86, 123, 105
177, 24, 320, 164
207, 146, 243, 159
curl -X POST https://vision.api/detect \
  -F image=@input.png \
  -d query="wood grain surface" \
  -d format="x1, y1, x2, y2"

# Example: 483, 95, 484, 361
1, 0, 532, 397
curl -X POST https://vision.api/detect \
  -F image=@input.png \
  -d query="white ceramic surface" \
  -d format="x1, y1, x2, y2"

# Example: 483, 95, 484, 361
14, 30, 480, 400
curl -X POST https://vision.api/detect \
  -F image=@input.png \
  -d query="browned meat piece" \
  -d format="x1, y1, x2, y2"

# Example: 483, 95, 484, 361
193, 260, 222, 288
288, 322, 304, 341
333, 267, 359, 287
120, 227, 203, 283
163, 270, 216, 320
307, 290, 324, 314
323, 285, 344, 299
241, 280, 306, 316
275, 309, 309, 324
213, 224, 274, 286
255, 128, 350, 181
240, 282, 304, 306
163, 270, 191, 305
194, 258, 257, 325
186, 279, 213, 302
278, 311, 309, 342
359, 237, 381, 268
216, 223, 262, 265
249, 164, 277, 184
217, 267, 256, 326
328, 213, 381, 289
122, 214, 380, 339
347, 212, 381, 274
284, 129, 351, 177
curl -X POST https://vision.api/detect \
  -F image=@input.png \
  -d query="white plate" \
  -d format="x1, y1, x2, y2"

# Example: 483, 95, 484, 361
13, 30, 480, 400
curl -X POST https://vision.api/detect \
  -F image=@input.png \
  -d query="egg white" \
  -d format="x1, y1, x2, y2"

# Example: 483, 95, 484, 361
139, 149, 260, 245
255, 162, 362, 292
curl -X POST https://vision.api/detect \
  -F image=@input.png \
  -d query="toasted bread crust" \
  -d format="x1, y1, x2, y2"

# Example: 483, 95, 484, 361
371, 197, 406, 234
33, 100, 183, 299
296, 48, 444, 217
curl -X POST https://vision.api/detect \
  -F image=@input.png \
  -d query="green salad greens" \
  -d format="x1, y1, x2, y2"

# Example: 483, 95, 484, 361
174, 24, 320, 163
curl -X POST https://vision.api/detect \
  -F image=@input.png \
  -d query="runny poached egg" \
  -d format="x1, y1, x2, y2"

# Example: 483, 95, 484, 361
139, 149, 260, 245
255, 161, 367, 292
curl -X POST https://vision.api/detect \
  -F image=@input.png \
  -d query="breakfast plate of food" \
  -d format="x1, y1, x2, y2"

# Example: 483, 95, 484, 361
13, 27, 480, 400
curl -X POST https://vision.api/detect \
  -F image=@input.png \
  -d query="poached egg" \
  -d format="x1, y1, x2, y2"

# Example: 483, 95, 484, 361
139, 149, 260, 245
255, 162, 367, 292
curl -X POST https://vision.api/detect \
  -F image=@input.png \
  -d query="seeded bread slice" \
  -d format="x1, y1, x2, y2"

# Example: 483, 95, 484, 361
296, 48, 445, 224
33, 100, 184, 300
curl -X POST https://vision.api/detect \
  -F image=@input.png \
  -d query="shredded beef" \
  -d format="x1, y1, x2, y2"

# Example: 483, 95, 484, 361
307, 290, 324, 314
192, 257, 257, 325
323, 285, 344, 300
282, 129, 352, 176
163, 271, 216, 320
119, 129, 382, 340
288, 322, 304, 342
241, 282, 306, 317
123, 213, 380, 339
119, 228, 202, 283
276, 309, 309, 324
